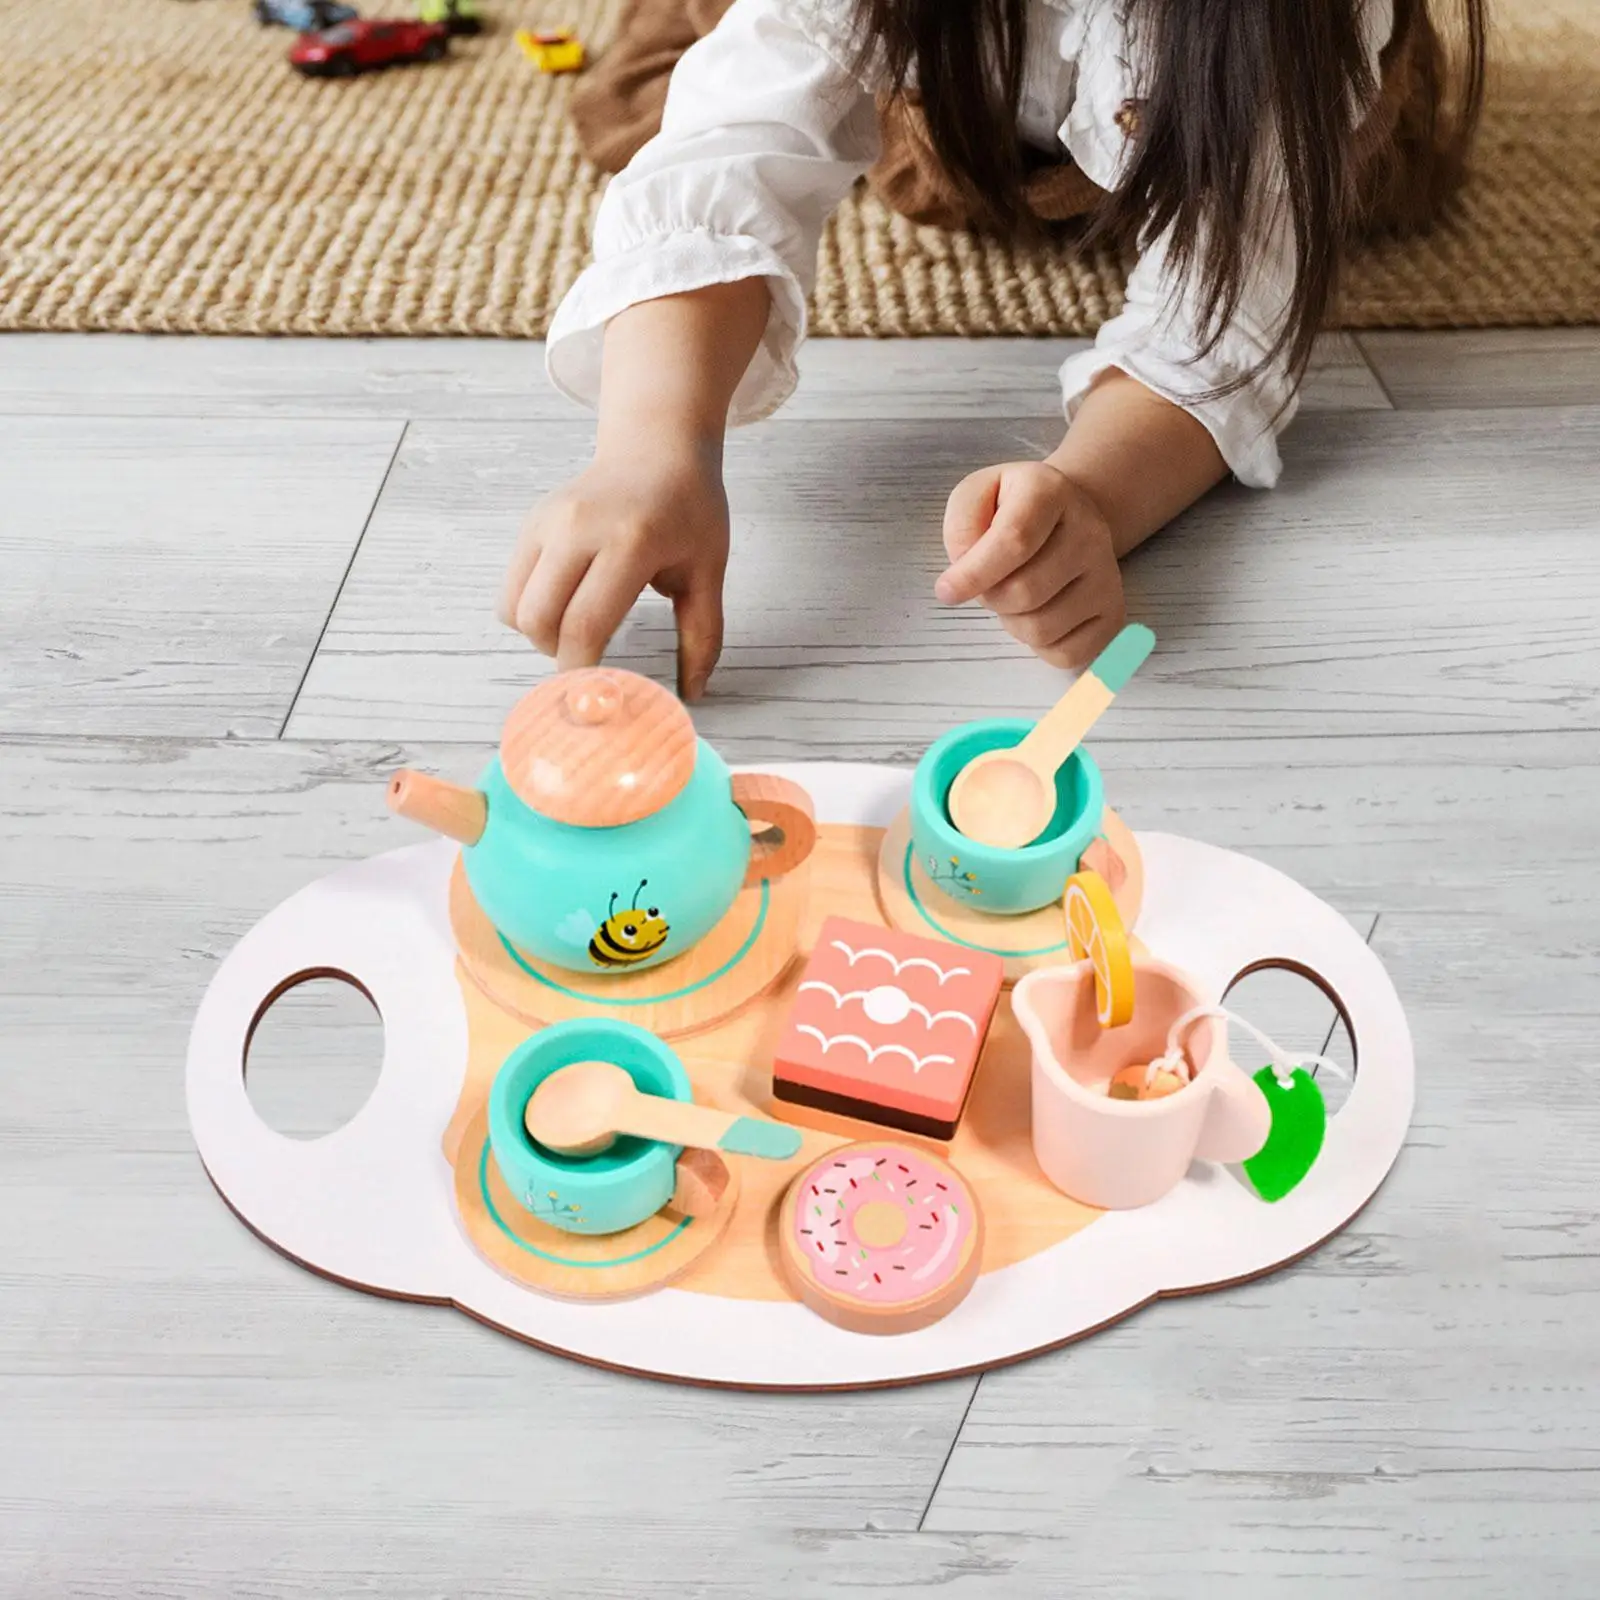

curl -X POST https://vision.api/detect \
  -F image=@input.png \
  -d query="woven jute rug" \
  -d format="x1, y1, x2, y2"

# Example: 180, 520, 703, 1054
1, 0, 1595, 336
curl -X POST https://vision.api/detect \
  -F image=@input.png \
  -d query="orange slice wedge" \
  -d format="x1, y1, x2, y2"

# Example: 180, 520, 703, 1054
1064, 869, 1134, 1028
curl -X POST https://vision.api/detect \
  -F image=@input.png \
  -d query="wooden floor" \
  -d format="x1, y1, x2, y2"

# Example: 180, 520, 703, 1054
4, 328, 1599, 1596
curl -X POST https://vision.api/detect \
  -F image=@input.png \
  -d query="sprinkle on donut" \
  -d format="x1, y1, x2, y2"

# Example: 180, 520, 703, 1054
778, 1141, 984, 1335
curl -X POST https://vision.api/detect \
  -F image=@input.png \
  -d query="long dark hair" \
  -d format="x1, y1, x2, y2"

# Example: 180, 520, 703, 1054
855, 0, 1488, 389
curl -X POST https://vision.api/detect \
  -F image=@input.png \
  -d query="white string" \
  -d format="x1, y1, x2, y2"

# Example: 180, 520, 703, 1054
1140, 1003, 1351, 1092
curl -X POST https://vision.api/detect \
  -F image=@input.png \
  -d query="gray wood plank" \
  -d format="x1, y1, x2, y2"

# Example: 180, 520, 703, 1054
287, 406, 1600, 748
794, 331, 1387, 417
5, 729, 1595, 1594
0, 333, 561, 421
0, 332, 1384, 420
0, 416, 403, 739
1358, 328, 1600, 410
6, 1517, 1592, 1600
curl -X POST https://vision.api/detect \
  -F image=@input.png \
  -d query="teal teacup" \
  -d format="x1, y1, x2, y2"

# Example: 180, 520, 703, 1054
910, 718, 1105, 915
487, 1019, 690, 1235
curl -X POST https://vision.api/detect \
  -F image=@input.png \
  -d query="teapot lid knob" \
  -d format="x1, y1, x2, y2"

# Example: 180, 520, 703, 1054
500, 668, 697, 828
564, 676, 623, 726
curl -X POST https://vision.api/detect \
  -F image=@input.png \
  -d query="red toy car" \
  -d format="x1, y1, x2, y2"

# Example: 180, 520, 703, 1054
290, 18, 449, 75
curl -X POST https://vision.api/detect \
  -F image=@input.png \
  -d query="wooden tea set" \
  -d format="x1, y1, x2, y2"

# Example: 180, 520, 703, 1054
187, 628, 1415, 1389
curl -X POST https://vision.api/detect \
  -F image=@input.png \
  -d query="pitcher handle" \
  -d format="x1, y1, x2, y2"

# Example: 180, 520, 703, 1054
1193, 1055, 1273, 1164
732, 774, 817, 888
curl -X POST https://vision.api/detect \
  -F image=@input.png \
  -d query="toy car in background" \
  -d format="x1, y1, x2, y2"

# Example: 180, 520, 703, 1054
514, 26, 585, 72
415, 0, 482, 36
289, 17, 449, 74
255, 0, 359, 30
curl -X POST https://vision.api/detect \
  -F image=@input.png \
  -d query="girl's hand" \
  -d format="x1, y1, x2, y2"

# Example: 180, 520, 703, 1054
500, 437, 730, 700
936, 460, 1127, 670
501, 279, 770, 701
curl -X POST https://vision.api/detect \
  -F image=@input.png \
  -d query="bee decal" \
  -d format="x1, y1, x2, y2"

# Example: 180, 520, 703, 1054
589, 879, 670, 967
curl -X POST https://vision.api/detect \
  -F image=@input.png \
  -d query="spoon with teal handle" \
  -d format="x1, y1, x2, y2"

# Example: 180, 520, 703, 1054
949, 623, 1156, 850
524, 1062, 803, 1162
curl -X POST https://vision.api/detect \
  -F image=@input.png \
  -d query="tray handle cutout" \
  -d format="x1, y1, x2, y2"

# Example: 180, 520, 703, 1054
244, 969, 384, 1139
186, 845, 469, 1301
1223, 957, 1359, 1113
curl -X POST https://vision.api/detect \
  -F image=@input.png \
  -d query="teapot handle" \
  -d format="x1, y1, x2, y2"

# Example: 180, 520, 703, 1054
1079, 807, 1144, 934
733, 774, 817, 888
669, 1147, 732, 1218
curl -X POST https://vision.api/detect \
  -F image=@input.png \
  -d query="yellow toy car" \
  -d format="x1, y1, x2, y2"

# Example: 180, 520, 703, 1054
515, 27, 586, 73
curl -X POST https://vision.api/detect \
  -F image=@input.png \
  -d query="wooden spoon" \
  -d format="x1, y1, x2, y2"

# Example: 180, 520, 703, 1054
948, 624, 1155, 850
523, 1062, 803, 1161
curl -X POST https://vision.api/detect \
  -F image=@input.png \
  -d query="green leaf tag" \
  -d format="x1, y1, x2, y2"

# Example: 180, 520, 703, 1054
1241, 1066, 1328, 1203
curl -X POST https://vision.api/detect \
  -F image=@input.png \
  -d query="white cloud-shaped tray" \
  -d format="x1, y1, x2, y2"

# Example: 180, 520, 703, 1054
187, 763, 1412, 1389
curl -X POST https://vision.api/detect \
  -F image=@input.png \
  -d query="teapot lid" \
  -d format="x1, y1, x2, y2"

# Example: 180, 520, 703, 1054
499, 668, 697, 828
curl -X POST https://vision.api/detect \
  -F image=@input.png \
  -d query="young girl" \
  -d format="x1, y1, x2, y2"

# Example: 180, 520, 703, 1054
501, 0, 1485, 697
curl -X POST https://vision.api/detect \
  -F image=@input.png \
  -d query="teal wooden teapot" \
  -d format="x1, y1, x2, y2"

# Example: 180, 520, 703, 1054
386, 669, 815, 975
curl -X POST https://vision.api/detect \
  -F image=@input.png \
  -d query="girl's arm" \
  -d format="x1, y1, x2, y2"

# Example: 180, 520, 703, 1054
932, 0, 1389, 672
503, 0, 880, 695
1042, 368, 1227, 557
936, 201, 1299, 669
500, 280, 771, 702
939, 80, 1333, 671
934, 219, 1290, 669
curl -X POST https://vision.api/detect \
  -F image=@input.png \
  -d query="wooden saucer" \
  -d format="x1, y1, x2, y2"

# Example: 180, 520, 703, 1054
449, 853, 809, 1039
453, 1106, 740, 1301
874, 807, 1144, 983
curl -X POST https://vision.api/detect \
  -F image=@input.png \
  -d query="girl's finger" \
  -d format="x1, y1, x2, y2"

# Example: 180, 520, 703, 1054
672, 572, 726, 702
940, 469, 1002, 563
937, 472, 1063, 606
982, 532, 1089, 618
555, 548, 648, 672
498, 532, 542, 629
514, 545, 594, 658
1000, 580, 1098, 653
1036, 611, 1122, 672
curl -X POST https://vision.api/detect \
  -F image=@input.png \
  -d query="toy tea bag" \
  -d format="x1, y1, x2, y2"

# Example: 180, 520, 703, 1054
1122, 1004, 1347, 1202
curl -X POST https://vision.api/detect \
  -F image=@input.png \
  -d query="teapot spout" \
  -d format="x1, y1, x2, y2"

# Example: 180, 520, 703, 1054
387, 770, 488, 846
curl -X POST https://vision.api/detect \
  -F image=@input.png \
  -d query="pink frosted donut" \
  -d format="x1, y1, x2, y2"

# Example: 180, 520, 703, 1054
778, 1141, 984, 1334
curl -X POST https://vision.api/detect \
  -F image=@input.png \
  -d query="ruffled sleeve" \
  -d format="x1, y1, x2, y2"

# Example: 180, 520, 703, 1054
546, 0, 880, 425
1055, 0, 1396, 487
1057, 209, 1302, 488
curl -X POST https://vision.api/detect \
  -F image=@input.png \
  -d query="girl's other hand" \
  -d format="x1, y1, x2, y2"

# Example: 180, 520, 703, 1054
500, 437, 730, 701
936, 461, 1127, 670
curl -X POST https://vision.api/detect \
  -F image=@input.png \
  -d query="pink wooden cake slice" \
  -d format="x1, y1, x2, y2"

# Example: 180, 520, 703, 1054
773, 917, 1005, 1140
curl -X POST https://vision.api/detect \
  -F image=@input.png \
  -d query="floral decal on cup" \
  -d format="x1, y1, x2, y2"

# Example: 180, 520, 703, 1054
927, 855, 981, 897
528, 1188, 584, 1224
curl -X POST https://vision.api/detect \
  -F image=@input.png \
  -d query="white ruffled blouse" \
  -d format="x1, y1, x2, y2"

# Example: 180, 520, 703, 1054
547, 0, 1393, 488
